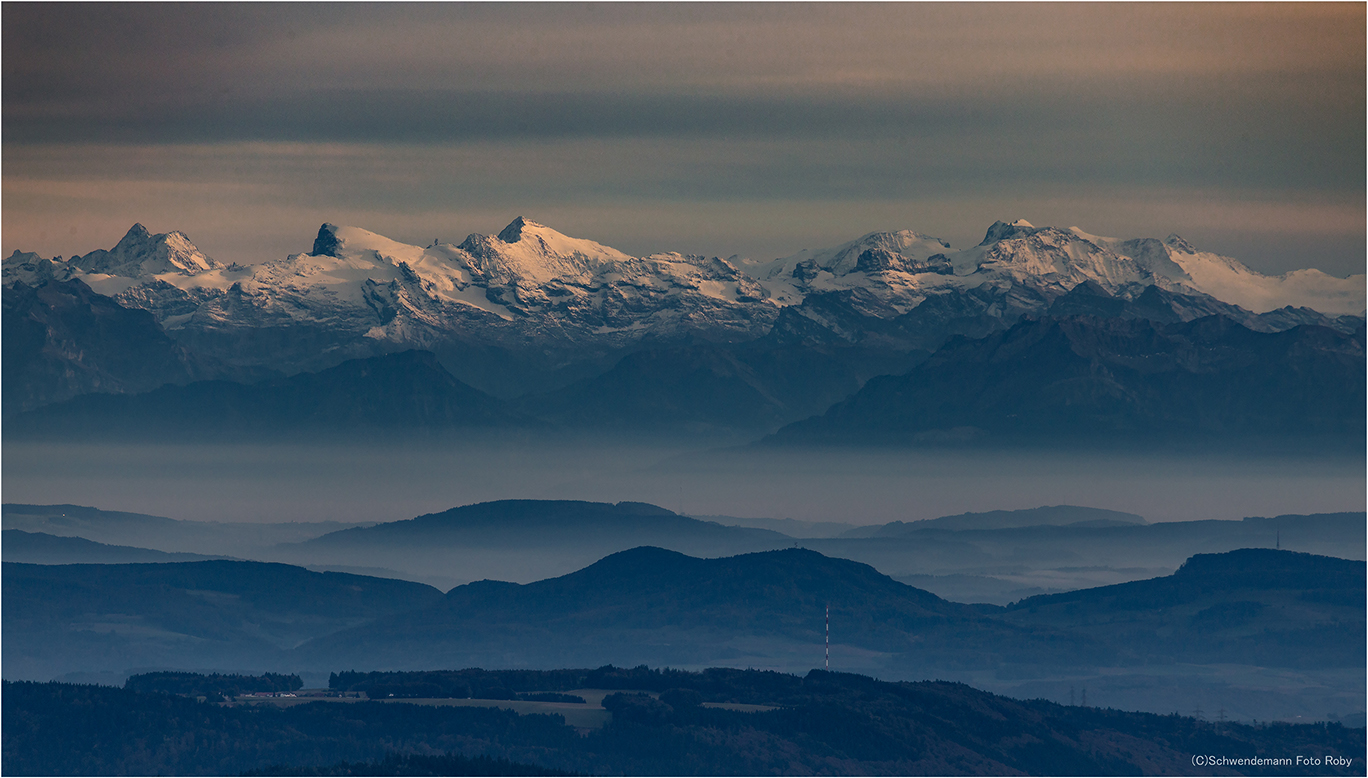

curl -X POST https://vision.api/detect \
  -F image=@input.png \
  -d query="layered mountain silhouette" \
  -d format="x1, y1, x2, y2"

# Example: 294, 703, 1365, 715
1, 503, 374, 558
3, 560, 442, 679
840, 505, 1147, 536
801, 511, 1366, 605
517, 343, 925, 432
293, 546, 1364, 674
287, 500, 793, 587
287, 547, 1110, 671
769, 315, 1366, 448
6, 543, 1362, 720
11, 544, 1356, 678
10, 309, 1360, 446
7, 350, 534, 439
1, 530, 225, 565
1, 279, 209, 412
12, 500, 1363, 609
301, 500, 784, 548
998, 549, 1366, 667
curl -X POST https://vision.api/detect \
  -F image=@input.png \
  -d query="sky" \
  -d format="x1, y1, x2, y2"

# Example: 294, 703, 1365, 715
4, 3, 1365, 276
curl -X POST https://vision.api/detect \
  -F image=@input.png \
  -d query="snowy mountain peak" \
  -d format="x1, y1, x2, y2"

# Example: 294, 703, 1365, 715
496, 216, 533, 244
118, 223, 152, 246
1, 249, 69, 286
980, 220, 1040, 245
69, 224, 219, 278
1164, 234, 1197, 254
459, 218, 634, 284
495, 217, 630, 260
312, 224, 344, 257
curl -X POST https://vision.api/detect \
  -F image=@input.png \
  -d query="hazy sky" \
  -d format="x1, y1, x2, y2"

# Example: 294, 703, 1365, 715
4, 3, 1364, 275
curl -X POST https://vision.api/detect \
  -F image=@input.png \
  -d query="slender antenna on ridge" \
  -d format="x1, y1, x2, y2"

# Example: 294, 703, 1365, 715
825, 605, 829, 670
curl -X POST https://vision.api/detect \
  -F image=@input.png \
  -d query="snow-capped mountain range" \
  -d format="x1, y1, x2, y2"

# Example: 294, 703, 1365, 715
5, 216, 1362, 373
746, 218, 1364, 317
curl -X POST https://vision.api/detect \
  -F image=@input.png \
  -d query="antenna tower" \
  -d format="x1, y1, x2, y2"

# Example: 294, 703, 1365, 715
825, 605, 829, 670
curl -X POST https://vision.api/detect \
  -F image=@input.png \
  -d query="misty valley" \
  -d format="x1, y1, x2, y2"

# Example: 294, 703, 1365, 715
3, 496, 1365, 775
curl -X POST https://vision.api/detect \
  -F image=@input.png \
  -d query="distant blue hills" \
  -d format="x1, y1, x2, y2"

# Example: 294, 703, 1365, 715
5, 543, 1361, 696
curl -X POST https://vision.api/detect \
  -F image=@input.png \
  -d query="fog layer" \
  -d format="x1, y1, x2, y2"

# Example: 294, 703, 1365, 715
4, 438, 1362, 526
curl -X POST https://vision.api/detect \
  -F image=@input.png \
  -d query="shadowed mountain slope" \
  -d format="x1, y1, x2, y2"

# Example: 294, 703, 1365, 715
3, 561, 443, 680
7, 350, 533, 439
4, 546, 1362, 721
801, 512, 1365, 604
2, 503, 371, 557
1, 279, 208, 413
295, 546, 1364, 676
769, 315, 1366, 449
520, 343, 925, 432
296, 546, 1086, 671
1, 530, 226, 565
997, 549, 1366, 668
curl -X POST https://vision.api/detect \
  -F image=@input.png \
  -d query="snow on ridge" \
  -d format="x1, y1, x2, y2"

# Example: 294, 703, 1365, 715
453, 216, 636, 285
3, 217, 1363, 339
64, 223, 222, 278
501, 217, 633, 264
743, 228, 956, 304
1170, 251, 1366, 316
323, 225, 432, 267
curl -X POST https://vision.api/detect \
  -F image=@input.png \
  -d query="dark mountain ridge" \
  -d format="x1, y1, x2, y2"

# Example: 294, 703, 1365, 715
516, 341, 925, 432
6, 350, 534, 439
5, 545, 1362, 721
801, 512, 1366, 603
841, 505, 1147, 536
285, 500, 807, 597
298, 546, 1365, 722
2, 503, 373, 556
1, 279, 207, 413
302, 499, 786, 548
995, 548, 1366, 668
7, 671, 1363, 776
296, 545, 1364, 676
769, 314, 1366, 449
295, 546, 1099, 672
1, 530, 227, 565
3, 560, 443, 680
8, 281, 1363, 442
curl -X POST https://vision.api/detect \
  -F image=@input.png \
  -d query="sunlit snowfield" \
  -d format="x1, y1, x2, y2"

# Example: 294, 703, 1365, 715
5, 437, 1362, 526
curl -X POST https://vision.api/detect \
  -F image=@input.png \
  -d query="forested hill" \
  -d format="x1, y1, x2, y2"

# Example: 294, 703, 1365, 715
4, 669, 1364, 776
